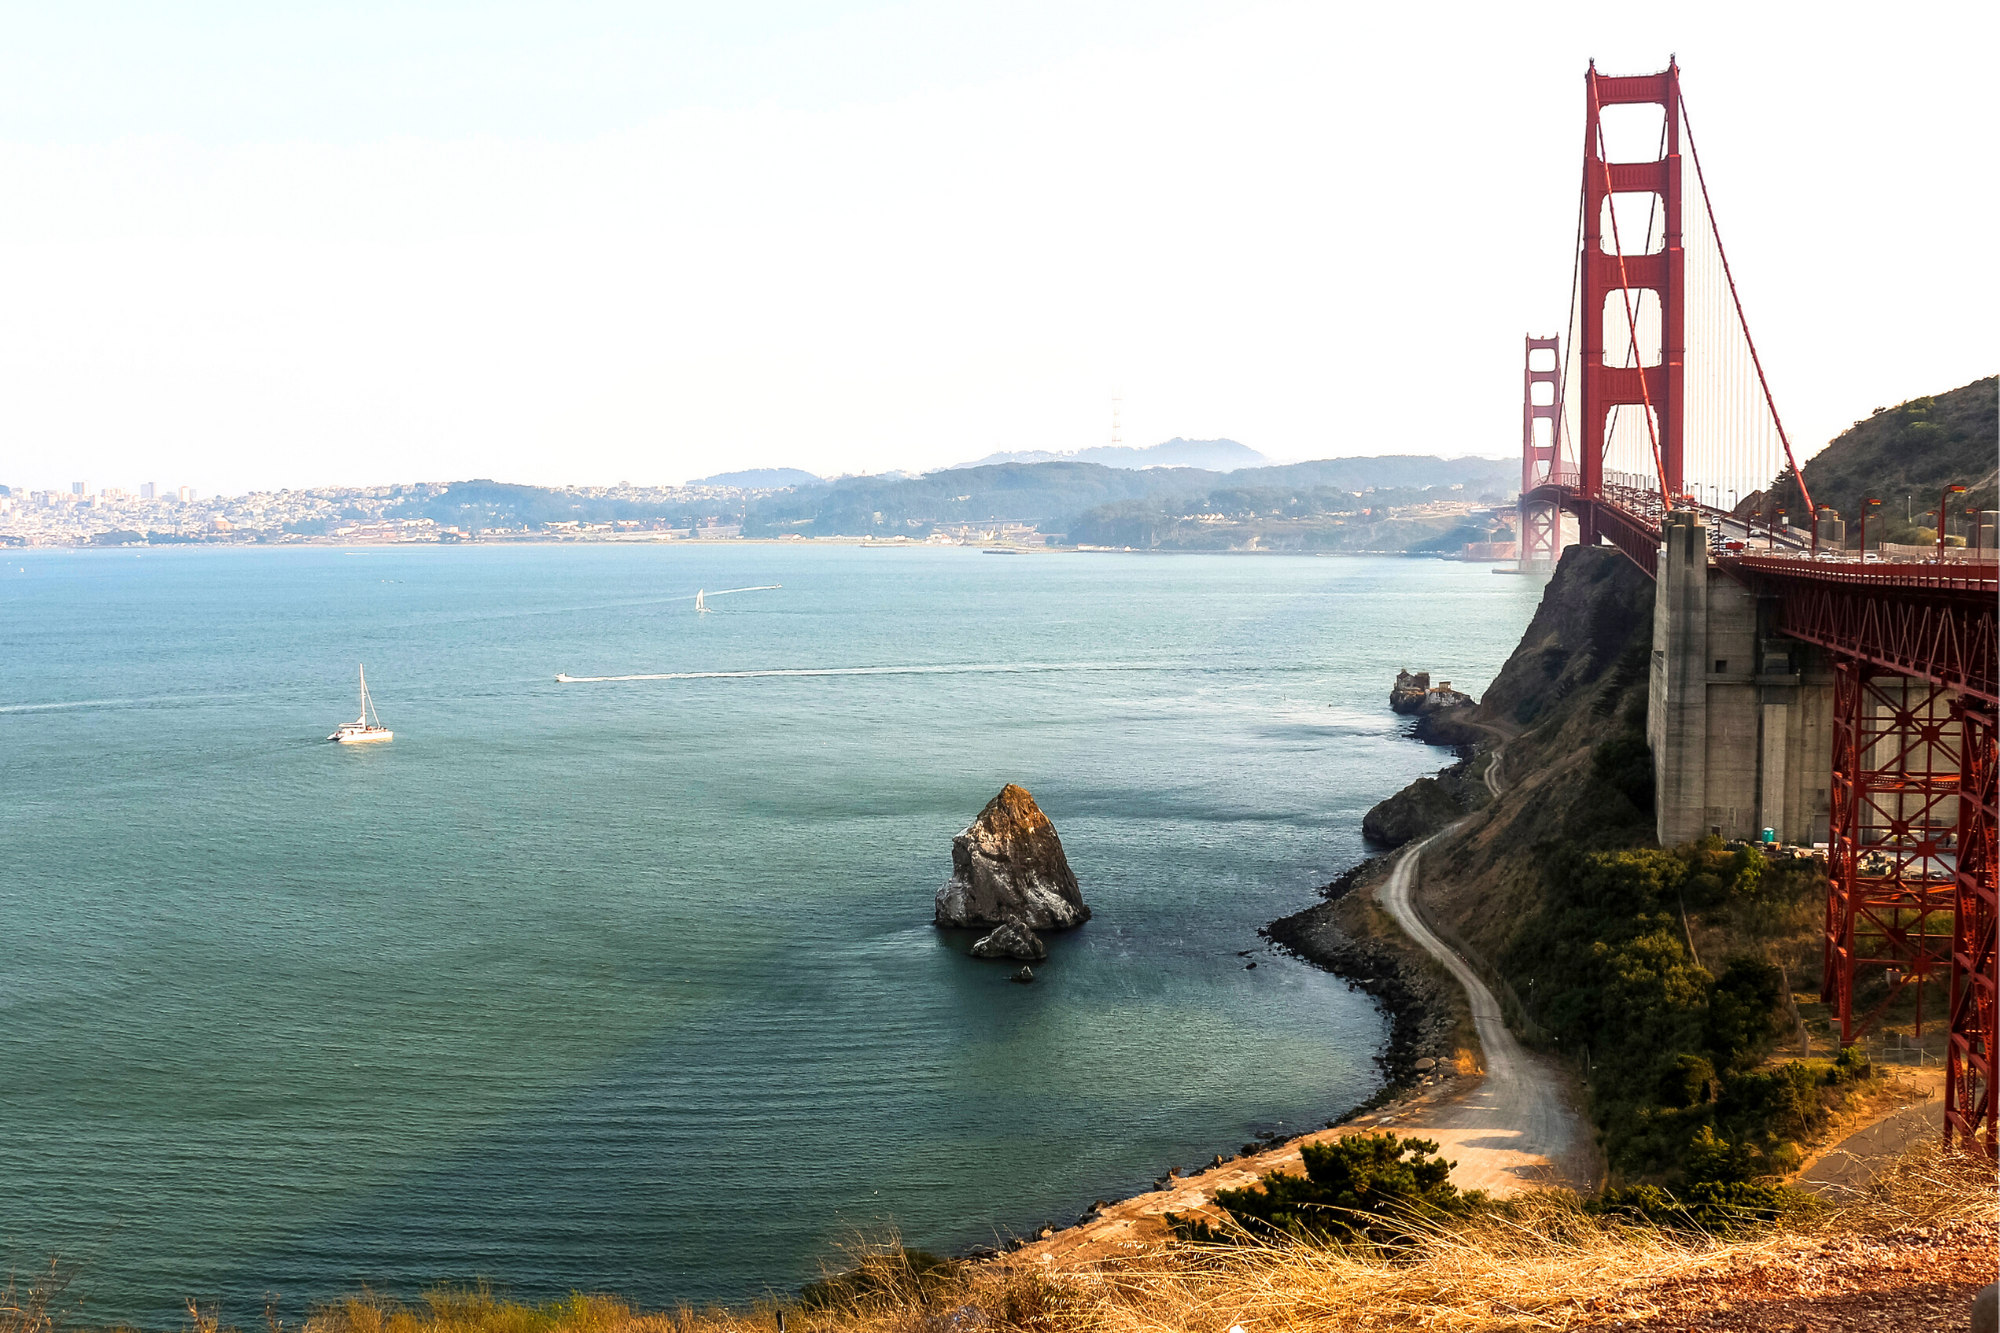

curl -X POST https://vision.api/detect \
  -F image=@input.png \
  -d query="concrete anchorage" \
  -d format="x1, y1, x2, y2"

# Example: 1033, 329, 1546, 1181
1648, 510, 1835, 845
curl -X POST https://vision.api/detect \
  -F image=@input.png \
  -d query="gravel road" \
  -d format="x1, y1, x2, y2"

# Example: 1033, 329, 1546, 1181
1377, 829, 1596, 1194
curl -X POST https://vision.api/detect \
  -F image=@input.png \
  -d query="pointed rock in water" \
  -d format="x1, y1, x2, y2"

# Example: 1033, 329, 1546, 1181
971, 917, 1047, 961
1010, 966, 1036, 984
934, 784, 1090, 931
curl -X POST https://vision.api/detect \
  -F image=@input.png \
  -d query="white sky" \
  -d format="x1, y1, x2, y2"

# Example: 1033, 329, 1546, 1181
0, 1, 1992, 494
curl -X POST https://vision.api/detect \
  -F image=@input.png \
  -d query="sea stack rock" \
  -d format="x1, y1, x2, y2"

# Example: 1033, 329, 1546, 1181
1389, 669, 1432, 714
971, 917, 1048, 961
934, 784, 1090, 932
1390, 669, 1478, 745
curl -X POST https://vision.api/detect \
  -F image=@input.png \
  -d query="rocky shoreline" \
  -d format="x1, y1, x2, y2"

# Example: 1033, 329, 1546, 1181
967, 681, 1479, 1255
969, 856, 1468, 1256
1262, 861, 1460, 1114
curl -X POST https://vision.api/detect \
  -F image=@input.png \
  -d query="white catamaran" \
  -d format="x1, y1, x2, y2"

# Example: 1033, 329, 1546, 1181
329, 664, 394, 744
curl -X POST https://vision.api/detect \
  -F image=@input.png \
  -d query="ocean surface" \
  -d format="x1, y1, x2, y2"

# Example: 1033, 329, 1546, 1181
0, 545, 1540, 1325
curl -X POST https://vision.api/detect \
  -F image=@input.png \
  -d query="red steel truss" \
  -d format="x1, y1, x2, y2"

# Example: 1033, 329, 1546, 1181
1546, 491, 1664, 578
1947, 697, 1998, 1154
1823, 662, 1960, 1041
1723, 556, 1998, 707
1519, 335, 1563, 571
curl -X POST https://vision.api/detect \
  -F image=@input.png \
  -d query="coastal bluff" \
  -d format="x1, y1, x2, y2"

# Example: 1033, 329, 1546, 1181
934, 784, 1090, 934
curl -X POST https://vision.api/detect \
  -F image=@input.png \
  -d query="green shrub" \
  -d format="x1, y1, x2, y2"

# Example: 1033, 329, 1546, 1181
1589, 1127, 1807, 1234
1501, 841, 1873, 1183
1591, 730, 1655, 815
1169, 1133, 1486, 1246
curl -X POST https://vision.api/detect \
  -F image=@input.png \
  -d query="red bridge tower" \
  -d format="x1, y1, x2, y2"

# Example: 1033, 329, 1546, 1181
1579, 59, 1685, 524
1519, 335, 1563, 570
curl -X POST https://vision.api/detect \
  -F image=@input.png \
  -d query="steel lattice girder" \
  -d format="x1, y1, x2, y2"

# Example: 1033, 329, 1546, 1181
1560, 495, 1660, 577
1824, 662, 1960, 1043
1519, 500, 1562, 566
1740, 568, 1998, 707
1947, 698, 1999, 1157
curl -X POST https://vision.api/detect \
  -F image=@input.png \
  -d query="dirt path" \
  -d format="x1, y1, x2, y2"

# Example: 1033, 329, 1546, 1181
1377, 830, 1595, 1193
1795, 1068, 1945, 1199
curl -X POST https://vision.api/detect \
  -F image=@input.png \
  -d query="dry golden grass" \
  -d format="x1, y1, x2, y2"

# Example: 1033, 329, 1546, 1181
16, 1145, 1992, 1333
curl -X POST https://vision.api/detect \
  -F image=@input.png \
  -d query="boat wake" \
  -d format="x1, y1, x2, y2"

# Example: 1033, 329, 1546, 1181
555, 661, 1178, 684
0, 693, 245, 714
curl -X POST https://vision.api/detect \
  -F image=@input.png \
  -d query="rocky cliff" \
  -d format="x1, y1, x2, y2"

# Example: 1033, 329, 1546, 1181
1361, 769, 1473, 848
1405, 544, 1658, 960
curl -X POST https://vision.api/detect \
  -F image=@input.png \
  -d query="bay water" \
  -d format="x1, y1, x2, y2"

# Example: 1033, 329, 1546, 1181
0, 545, 1538, 1324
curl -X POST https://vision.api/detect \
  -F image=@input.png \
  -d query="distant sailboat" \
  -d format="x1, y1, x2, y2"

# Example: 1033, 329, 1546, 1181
694, 589, 711, 614
328, 664, 394, 743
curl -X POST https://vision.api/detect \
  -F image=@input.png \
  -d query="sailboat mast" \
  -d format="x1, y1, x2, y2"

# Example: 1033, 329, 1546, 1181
359, 664, 370, 725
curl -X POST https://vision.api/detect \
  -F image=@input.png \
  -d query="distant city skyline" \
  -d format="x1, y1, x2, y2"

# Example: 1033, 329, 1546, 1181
0, 2, 1992, 494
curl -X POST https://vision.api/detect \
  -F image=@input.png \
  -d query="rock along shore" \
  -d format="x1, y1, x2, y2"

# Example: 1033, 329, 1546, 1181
1262, 862, 1460, 1110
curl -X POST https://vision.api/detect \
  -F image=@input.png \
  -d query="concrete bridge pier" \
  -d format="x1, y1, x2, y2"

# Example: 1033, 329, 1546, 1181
1647, 509, 1835, 846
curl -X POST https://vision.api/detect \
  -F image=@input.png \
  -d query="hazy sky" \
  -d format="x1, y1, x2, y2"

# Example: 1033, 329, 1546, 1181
0, 1, 1992, 493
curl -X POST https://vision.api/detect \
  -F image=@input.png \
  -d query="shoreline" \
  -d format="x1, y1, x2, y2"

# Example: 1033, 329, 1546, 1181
1261, 859, 1464, 1112
998, 690, 1506, 1261
993, 811, 1474, 1263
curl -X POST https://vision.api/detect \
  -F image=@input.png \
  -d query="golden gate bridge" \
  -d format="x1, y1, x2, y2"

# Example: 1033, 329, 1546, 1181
1516, 60, 1996, 1157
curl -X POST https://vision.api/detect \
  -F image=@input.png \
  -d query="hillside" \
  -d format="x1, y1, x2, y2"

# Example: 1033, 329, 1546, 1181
1771, 375, 1997, 543
1066, 486, 1512, 553
740, 454, 1518, 542
689, 467, 821, 489
1356, 545, 1880, 1191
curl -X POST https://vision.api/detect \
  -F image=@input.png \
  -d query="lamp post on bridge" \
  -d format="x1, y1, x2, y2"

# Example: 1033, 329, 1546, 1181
1938, 484, 1968, 558
1856, 497, 1881, 564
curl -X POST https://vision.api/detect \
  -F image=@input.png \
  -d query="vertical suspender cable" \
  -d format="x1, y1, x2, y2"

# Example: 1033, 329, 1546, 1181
1680, 90, 1815, 518
1557, 161, 1587, 485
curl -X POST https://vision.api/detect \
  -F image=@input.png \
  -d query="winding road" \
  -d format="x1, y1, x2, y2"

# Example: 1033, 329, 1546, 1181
1376, 828, 1595, 1193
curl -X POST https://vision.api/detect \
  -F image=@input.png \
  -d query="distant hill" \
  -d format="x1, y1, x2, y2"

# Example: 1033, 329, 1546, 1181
967, 438, 1268, 472
738, 453, 1519, 540
383, 453, 1520, 545
689, 467, 821, 490
741, 461, 1195, 537
1228, 455, 1517, 496
1770, 376, 1996, 542
408, 479, 717, 529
